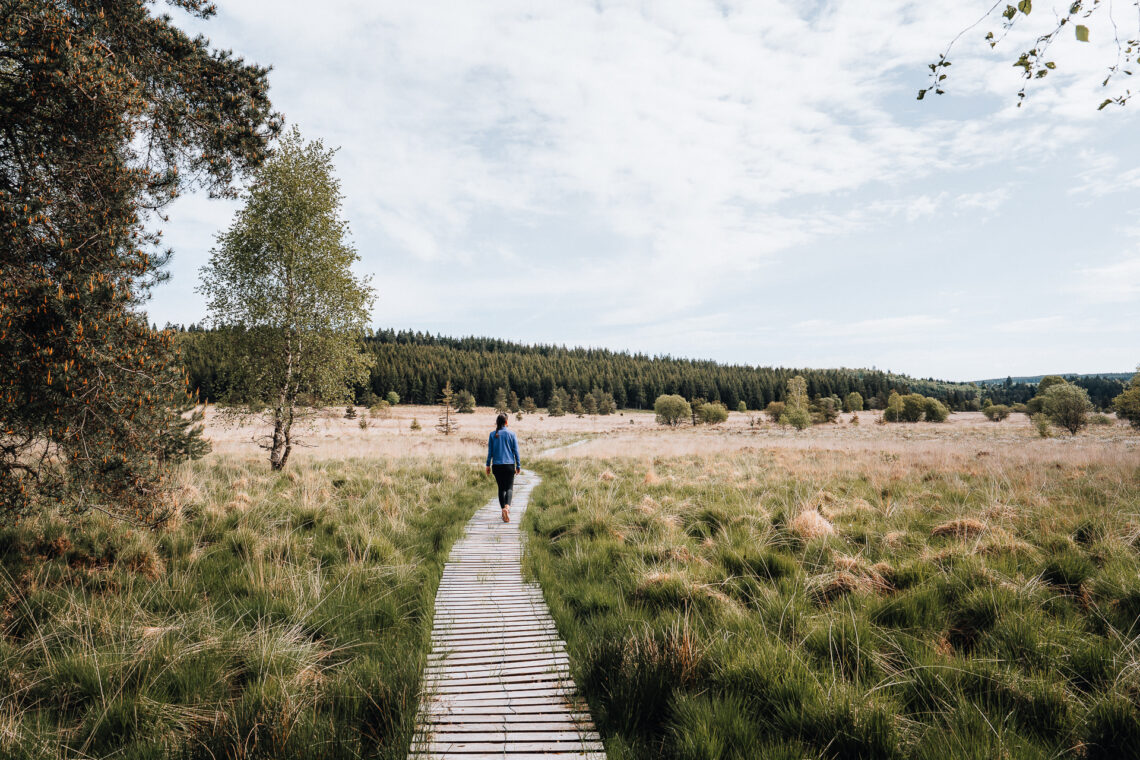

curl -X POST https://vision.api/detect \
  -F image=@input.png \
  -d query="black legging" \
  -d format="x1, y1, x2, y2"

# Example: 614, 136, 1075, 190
491, 464, 515, 508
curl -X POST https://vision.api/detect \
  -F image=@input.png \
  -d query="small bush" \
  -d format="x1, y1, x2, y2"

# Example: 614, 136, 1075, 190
1089, 413, 1112, 426
454, 389, 476, 413
779, 407, 812, 430
983, 404, 1011, 422
765, 401, 785, 423
698, 402, 729, 426
1032, 413, 1052, 437
1042, 382, 1092, 435
655, 394, 691, 427
1113, 377, 1140, 429
409, 417, 421, 430
386, 390, 400, 405
736, 400, 747, 413
810, 397, 840, 424
923, 397, 949, 423
844, 391, 864, 412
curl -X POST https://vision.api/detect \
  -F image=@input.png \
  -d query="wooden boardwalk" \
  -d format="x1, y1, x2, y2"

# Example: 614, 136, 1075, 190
410, 471, 605, 759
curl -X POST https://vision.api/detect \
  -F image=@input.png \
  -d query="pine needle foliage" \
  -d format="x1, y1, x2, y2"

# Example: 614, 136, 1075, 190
0, 0, 279, 521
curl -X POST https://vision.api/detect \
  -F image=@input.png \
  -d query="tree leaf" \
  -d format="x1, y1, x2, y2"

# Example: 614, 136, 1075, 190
1076, 24, 1090, 42
1018, 0, 1032, 15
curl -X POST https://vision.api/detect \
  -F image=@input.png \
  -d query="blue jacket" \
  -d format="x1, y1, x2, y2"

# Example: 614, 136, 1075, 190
486, 428, 520, 467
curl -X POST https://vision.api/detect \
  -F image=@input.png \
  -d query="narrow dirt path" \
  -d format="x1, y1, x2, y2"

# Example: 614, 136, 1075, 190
408, 470, 605, 759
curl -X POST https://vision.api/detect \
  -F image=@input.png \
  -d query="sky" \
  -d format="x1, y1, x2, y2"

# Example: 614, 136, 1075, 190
150, 1, 1140, 381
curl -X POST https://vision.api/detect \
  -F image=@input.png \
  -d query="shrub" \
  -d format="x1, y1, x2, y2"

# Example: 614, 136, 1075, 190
369, 400, 390, 417
344, 405, 357, 419
810, 397, 840, 424
698, 402, 729, 426
1112, 372, 1140, 429
779, 407, 812, 431
358, 417, 368, 430
1011, 403, 1028, 414
655, 395, 691, 427
923, 398, 949, 423
844, 392, 864, 412
386, 390, 400, 406
883, 391, 904, 422
410, 417, 421, 431
1089, 413, 1112, 426
454, 389, 476, 413
901, 394, 927, 422
736, 400, 747, 413
1032, 413, 1052, 437
1042, 383, 1092, 435
765, 401, 786, 423
983, 404, 1011, 422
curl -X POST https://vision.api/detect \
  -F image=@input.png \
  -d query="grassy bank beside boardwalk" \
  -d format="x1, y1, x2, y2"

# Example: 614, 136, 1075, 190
525, 449, 1140, 760
0, 457, 485, 760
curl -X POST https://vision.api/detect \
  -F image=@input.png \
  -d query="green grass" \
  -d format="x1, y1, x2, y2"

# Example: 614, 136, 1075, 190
524, 452, 1140, 760
0, 456, 486, 759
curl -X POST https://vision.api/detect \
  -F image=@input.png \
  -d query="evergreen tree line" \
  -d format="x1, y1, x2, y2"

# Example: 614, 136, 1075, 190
177, 327, 989, 411
979, 375, 1125, 411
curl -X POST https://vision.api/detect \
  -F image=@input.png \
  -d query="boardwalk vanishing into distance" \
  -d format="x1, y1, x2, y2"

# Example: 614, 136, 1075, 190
410, 471, 605, 759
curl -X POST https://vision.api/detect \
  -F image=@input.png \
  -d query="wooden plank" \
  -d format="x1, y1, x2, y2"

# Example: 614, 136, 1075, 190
414, 720, 592, 731
420, 731, 600, 743
413, 741, 605, 753
408, 472, 602, 759
412, 756, 604, 760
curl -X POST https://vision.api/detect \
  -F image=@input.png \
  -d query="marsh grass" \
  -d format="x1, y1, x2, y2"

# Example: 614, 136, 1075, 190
0, 456, 485, 759
525, 446, 1140, 760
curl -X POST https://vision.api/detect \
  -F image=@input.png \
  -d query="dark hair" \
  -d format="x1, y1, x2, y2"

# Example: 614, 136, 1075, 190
495, 413, 508, 436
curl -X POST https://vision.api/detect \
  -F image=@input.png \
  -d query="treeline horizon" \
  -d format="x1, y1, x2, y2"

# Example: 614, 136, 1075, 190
177, 326, 1030, 411
175, 326, 1128, 410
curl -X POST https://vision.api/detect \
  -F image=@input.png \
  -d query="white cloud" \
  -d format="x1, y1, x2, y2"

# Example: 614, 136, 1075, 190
149, 1, 1140, 377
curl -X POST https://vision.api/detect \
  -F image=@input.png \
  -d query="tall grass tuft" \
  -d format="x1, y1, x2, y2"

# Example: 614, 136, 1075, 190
525, 448, 1140, 760
0, 456, 485, 759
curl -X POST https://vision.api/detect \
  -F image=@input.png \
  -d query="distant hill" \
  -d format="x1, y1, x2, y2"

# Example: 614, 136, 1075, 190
973, 372, 1133, 385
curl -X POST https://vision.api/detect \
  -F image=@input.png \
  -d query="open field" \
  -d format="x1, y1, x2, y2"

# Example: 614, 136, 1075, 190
0, 457, 486, 759
523, 421, 1140, 759
200, 404, 1139, 462
2, 406, 1136, 758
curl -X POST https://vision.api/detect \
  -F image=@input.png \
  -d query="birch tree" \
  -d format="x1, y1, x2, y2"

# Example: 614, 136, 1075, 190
198, 128, 373, 470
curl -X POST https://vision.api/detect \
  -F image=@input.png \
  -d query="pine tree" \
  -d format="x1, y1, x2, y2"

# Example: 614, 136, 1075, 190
0, 1, 278, 520
494, 387, 509, 414
437, 382, 458, 435
547, 388, 567, 417
522, 396, 538, 414
508, 390, 521, 413
583, 392, 598, 416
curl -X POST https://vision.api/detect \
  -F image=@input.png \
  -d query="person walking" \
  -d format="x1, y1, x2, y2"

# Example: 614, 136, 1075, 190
486, 413, 521, 522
